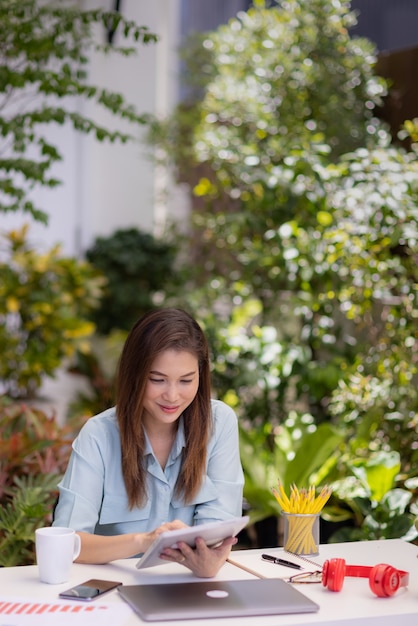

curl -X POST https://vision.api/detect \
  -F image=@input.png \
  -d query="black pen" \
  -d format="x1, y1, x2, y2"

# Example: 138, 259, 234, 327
261, 553, 303, 570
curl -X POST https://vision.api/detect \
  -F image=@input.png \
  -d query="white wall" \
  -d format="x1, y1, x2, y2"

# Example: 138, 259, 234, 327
1, 0, 184, 257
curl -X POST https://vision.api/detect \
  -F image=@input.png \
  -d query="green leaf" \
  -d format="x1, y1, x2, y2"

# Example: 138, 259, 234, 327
350, 451, 400, 502
381, 488, 412, 516
275, 422, 344, 490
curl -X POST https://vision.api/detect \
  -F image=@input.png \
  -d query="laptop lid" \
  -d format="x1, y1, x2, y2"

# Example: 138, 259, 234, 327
118, 578, 319, 621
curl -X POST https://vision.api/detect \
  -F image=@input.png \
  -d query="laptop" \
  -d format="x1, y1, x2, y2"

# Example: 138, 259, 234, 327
118, 578, 319, 621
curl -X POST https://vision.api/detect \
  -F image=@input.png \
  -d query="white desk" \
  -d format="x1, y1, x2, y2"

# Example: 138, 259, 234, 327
0, 539, 417, 625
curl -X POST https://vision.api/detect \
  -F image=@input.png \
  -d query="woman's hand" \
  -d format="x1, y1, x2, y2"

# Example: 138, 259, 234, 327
160, 535, 238, 578
141, 519, 188, 553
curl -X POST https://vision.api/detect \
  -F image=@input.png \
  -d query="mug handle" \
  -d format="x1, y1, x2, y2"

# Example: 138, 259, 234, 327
73, 533, 81, 561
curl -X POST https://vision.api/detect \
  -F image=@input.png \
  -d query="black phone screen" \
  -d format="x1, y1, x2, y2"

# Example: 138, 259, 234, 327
59, 579, 122, 601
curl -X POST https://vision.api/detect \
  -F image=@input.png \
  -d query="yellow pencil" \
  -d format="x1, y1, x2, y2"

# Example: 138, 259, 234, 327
272, 482, 332, 555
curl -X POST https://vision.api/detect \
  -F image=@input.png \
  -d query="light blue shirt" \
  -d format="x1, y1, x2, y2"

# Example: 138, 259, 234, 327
53, 399, 244, 536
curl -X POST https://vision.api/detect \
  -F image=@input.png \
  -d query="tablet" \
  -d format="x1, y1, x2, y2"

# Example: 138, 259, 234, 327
135, 515, 249, 569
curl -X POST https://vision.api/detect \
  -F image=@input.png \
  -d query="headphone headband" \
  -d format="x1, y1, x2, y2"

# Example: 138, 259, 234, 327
345, 563, 409, 587
322, 558, 409, 597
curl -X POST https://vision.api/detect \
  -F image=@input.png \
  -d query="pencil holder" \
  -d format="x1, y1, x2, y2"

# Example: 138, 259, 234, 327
283, 513, 320, 556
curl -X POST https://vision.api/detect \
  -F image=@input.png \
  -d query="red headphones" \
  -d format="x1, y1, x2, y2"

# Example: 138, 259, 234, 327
322, 558, 409, 598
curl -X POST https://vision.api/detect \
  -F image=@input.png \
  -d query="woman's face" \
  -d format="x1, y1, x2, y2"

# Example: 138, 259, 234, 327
142, 349, 199, 429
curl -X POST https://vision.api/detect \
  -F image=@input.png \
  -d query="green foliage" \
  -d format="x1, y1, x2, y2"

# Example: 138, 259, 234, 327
0, 0, 157, 222
192, 0, 385, 175
85, 228, 179, 334
399, 118, 418, 147
67, 331, 126, 418
152, 0, 386, 187
325, 452, 418, 542
156, 0, 418, 538
198, 294, 311, 426
329, 370, 418, 476
239, 414, 344, 524
164, 0, 418, 444
0, 396, 85, 566
0, 474, 61, 567
0, 225, 106, 398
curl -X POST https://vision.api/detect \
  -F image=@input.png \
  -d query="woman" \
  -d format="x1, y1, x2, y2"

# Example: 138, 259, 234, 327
53, 308, 244, 577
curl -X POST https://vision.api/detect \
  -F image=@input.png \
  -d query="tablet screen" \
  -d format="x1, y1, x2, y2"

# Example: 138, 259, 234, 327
136, 515, 249, 569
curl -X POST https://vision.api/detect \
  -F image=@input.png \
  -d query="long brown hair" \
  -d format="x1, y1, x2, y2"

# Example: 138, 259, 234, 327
116, 308, 212, 509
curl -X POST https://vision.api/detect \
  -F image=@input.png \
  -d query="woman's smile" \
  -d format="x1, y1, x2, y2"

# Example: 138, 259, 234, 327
158, 403, 181, 413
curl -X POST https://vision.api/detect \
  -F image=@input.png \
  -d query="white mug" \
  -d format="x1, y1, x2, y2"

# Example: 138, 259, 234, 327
35, 526, 81, 584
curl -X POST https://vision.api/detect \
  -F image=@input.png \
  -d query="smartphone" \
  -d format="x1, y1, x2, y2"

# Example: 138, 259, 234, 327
59, 579, 122, 601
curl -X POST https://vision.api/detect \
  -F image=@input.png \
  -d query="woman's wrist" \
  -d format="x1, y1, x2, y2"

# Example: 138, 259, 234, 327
133, 532, 147, 556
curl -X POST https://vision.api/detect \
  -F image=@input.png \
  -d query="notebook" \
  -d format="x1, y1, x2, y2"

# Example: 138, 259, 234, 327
118, 578, 319, 621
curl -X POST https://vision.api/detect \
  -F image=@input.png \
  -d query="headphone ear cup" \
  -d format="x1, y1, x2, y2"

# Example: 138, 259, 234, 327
369, 564, 401, 597
322, 558, 346, 592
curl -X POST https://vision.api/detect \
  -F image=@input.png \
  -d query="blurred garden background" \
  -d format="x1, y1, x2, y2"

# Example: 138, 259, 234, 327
1, 0, 417, 566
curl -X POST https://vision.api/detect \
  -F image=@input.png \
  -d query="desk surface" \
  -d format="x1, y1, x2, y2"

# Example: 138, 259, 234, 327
0, 539, 417, 626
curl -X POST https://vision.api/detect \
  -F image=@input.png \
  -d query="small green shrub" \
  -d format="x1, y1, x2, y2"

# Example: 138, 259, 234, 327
0, 225, 105, 399
0, 396, 86, 566
85, 227, 179, 334
325, 451, 418, 543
